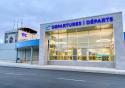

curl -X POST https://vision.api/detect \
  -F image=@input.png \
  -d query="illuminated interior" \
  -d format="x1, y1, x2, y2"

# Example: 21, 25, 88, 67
46, 24, 114, 61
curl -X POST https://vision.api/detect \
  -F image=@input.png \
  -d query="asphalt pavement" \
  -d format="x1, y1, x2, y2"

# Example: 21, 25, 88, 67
0, 66, 124, 88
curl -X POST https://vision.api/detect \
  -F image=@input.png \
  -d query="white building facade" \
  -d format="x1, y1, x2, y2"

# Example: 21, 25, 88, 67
39, 12, 125, 70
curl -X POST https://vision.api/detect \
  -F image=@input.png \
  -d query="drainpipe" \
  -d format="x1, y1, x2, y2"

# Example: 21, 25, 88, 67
16, 48, 18, 63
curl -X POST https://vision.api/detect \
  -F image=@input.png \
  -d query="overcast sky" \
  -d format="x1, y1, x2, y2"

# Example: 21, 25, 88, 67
0, 0, 125, 43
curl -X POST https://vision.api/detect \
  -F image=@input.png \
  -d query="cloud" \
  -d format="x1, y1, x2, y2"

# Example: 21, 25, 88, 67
0, 0, 125, 42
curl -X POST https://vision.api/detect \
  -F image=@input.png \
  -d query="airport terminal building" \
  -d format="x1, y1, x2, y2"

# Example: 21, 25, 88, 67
39, 12, 125, 70
0, 12, 125, 70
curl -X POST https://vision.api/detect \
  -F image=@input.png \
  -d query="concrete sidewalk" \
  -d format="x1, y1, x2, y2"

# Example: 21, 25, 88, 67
0, 61, 125, 75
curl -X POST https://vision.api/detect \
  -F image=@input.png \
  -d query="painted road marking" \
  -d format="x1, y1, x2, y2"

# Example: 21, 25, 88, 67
56, 78, 86, 83
5, 73, 24, 76
0, 72, 24, 76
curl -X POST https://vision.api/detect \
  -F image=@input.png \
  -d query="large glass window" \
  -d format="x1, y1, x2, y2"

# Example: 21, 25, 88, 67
47, 24, 114, 61
58, 30, 68, 60
67, 29, 77, 60
49, 30, 58, 60
77, 29, 89, 61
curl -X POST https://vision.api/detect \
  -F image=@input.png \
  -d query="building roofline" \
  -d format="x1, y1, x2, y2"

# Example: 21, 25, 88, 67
18, 27, 37, 34
40, 12, 122, 25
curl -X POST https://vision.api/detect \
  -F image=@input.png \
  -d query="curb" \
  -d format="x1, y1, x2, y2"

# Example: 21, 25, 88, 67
0, 62, 125, 75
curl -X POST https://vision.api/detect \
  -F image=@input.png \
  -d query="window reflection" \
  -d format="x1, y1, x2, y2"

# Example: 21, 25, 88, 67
47, 24, 114, 61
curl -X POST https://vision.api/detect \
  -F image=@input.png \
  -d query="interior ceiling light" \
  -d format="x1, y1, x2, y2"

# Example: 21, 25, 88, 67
56, 42, 66, 44
96, 39, 111, 42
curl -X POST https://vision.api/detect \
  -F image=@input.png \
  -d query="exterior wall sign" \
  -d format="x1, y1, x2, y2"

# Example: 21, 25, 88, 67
22, 32, 27, 37
45, 16, 113, 31
18, 30, 38, 41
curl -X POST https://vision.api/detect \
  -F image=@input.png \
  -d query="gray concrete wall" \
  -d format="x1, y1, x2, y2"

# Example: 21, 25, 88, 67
39, 26, 48, 65
0, 43, 16, 62
48, 61, 114, 68
109, 13, 125, 70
